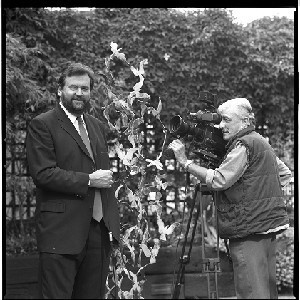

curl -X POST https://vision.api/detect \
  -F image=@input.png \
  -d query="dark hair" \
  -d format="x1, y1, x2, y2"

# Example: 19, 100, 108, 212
58, 63, 95, 90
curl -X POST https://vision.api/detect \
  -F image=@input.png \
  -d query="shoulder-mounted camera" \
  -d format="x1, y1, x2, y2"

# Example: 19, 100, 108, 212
163, 91, 227, 168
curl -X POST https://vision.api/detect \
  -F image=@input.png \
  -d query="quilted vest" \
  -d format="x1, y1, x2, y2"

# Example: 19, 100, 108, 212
217, 126, 289, 239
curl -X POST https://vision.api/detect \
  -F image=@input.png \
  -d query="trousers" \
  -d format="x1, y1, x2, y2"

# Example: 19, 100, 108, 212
229, 233, 278, 299
38, 219, 111, 299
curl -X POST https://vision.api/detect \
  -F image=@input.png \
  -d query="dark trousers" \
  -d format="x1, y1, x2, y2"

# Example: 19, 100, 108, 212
38, 219, 111, 299
229, 233, 278, 299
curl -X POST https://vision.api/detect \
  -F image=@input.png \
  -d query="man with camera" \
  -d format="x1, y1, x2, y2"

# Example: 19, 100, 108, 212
169, 97, 292, 299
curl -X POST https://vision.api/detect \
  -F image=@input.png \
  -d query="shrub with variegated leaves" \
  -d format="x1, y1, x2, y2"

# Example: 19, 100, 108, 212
276, 227, 294, 292
102, 42, 179, 299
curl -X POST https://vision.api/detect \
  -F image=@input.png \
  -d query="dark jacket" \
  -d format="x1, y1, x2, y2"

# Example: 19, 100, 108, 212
26, 104, 120, 254
217, 126, 289, 239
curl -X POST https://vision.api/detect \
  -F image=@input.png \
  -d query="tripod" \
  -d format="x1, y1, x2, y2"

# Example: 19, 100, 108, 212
172, 182, 221, 299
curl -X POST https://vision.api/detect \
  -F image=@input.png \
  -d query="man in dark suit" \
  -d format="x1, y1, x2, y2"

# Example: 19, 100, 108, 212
26, 63, 120, 299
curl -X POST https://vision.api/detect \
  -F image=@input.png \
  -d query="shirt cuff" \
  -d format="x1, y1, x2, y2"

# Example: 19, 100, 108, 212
184, 160, 193, 171
206, 169, 215, 189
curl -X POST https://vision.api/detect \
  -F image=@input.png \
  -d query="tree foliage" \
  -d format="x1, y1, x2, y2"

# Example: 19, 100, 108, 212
244, 16, 294, 162
7, 8, 292, 162
6, 33, 53, 135
6, 8, 294, 152
101, 42, 181, 298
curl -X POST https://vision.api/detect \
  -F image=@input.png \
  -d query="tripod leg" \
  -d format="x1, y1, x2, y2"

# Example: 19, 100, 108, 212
214, 270, 219, 299
198, 185, 221, 299
172, 184, 201, 299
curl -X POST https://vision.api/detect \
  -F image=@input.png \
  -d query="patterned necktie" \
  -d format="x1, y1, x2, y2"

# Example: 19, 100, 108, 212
77, 116, 103, 222
77, 116, 94, 159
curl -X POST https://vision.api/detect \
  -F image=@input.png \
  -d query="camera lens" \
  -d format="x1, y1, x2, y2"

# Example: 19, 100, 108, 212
170, 115, 191, 137
170, 115, 181, 133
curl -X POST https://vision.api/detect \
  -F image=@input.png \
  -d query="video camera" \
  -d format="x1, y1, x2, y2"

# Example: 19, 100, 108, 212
163, 91, 227, 168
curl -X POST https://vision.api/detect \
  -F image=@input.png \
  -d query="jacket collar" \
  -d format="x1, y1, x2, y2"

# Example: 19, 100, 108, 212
226, 125, 255, 150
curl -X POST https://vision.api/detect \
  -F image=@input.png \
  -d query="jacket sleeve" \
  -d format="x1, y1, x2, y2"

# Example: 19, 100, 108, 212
206, 143, 248, 190
276, 157, 292, 187
26, 117, 89, 196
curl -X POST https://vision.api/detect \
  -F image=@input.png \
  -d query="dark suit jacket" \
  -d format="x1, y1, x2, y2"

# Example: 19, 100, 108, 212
26, 104, 120, 254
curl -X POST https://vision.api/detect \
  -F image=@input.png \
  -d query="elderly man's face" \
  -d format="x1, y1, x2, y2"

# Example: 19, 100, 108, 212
218, 107, 245, 141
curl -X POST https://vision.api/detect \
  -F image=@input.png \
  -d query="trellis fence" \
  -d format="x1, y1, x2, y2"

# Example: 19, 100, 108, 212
5, 121, 295, 235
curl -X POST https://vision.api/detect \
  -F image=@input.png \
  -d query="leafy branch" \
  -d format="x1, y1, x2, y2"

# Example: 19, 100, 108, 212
102, 42, 179, 299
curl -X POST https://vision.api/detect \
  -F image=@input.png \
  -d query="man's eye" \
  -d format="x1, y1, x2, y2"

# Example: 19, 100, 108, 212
68, 86, 89, 92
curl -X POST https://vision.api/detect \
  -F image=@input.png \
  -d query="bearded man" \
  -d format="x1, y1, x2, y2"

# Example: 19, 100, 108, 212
26, 63, 120, 299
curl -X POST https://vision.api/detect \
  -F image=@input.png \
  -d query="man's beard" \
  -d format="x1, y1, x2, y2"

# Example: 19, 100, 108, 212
61, 94, 90, 115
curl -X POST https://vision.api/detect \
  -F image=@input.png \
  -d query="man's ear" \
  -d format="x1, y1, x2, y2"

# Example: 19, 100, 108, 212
243, 117, 250, 126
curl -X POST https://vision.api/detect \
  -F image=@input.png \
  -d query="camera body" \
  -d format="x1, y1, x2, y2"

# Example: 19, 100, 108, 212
164, 91, 227, 168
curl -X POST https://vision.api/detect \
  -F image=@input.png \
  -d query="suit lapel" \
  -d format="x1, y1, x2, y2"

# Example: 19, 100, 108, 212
55, 106, 93, 161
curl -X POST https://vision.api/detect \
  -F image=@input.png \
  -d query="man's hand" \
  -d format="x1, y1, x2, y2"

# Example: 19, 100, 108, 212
89, 169, 114, 188
168, 139, 188, 165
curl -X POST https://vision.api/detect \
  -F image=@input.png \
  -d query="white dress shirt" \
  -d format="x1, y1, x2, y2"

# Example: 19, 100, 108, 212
59, 102, 89, 138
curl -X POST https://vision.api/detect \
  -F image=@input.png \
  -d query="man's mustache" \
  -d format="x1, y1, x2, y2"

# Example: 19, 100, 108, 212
72, 97, 88, 102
